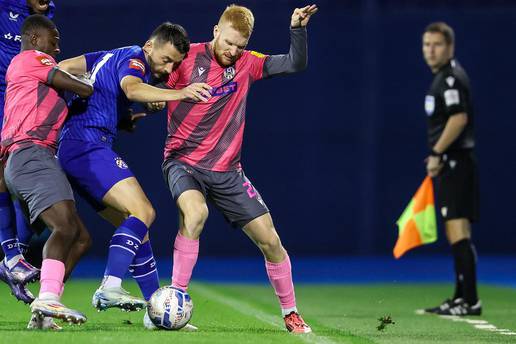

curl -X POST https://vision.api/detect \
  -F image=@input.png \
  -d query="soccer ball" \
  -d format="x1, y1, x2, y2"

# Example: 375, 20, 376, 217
147, 286, 193, 330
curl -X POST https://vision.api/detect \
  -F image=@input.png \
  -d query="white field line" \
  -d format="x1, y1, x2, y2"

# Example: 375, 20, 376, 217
193, 283, 341, 344
438, 315, 516, 336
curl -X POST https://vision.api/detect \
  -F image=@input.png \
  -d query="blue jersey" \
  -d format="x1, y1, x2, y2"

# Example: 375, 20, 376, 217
0, 0, 54, 117
60, 45, 150, 145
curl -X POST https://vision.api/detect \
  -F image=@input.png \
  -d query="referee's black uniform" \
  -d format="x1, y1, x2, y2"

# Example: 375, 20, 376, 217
424, 58, 481, 315
425, 59, 479, 222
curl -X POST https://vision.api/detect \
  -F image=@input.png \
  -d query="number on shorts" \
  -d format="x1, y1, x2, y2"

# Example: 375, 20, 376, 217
243, 181, 257, 198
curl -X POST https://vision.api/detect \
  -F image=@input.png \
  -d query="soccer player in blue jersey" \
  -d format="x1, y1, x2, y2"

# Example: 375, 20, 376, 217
0, 0, 55, 304
57, 22, 211, 312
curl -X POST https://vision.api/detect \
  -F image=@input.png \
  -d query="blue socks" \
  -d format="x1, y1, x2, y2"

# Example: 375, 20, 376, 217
129, 240, 160, 300
0, 192, 19, 261
13, 199, 32, 254
104, 216, 148, 279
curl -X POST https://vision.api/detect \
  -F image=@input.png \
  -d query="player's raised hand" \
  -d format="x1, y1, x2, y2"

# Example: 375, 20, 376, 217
291, 4, 318, 28
181, 83, 212, 102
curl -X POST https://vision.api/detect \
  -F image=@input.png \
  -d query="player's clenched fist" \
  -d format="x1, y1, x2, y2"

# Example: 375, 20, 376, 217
180, 83, 212, 102
291, 4, 318, 28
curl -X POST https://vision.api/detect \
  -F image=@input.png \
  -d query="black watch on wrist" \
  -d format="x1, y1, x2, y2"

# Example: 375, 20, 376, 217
430, 149, 443, 158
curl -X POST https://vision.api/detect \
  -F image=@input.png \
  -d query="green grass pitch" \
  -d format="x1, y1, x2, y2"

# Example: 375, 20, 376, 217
1, 280, 516, 343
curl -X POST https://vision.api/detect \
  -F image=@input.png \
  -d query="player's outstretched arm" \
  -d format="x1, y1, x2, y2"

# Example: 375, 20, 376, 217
58, 56, 88, 75
50, 68, 93, 98
120, 76, 212, 103
262, 4, 318, 78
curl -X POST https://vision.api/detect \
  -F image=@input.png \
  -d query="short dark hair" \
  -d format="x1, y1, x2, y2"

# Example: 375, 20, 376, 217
21, 14, 56, 35
149, 22, 190, 54
424, 22, 455, 46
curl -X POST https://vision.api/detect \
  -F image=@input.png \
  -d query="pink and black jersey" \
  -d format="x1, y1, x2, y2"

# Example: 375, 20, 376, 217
1, 50, 66, 154
165, 43, 268, 172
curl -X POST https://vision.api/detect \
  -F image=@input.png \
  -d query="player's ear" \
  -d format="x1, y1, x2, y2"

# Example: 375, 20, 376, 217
213, 25, 219, 39
30, 33, 39, 48
143, 40, 153, 54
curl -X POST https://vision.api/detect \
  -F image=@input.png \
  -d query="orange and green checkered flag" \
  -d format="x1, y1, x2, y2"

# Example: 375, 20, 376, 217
393, 176, 437, 258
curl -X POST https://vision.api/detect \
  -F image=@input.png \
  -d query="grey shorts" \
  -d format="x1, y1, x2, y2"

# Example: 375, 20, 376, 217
4, 145, 74, 224
162, 159, 269, 229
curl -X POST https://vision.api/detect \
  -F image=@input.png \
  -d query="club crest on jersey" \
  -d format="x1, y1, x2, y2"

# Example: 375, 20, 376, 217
425, 95, 435, 116
129, 59, 146, 74
224, 66, 236, 80
115, 157, 128, 169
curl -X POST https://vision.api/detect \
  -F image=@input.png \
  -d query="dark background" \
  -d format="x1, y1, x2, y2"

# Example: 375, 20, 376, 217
49, 0, 516, 258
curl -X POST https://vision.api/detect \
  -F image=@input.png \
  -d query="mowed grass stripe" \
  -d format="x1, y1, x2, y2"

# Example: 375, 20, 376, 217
193, 282, 352, 344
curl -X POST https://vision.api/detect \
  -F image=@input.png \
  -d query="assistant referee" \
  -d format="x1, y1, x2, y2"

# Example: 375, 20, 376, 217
420, 22, 481, 316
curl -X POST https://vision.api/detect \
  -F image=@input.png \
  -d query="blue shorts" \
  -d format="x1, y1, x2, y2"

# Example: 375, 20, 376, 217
57, 139, 134, 211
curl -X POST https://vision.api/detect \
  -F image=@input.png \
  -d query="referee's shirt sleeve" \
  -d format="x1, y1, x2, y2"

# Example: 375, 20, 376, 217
441, 76, 468, 117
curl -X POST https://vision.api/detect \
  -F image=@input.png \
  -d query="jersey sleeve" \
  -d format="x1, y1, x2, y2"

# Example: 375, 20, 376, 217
441, 76, 468, 117
117, 55, 147, 83
84, 51, 106, 71
25, 51, 57, 84
247, 50, 268, 81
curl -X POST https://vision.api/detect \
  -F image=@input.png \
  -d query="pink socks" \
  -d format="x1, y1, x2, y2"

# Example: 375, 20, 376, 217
39, 259, 65, 300
171, 232, 199, 290
266, 254, 296, 311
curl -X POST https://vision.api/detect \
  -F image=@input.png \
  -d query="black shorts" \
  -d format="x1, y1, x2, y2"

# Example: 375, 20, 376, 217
162, 159, 269, 228
4, 145, 74, 224
435, 150, 479, 222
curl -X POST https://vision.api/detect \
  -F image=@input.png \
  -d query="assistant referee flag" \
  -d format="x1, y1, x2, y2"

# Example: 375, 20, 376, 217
394, 176, 437, 258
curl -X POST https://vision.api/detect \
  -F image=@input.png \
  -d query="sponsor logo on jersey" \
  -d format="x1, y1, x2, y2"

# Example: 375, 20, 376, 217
36, 55, 54, 66
115, 157, 129, 169
129, 59, 146, 74
198, 67, 206, 76
250, 51, 266, 59
210, 81, 238, 97
9, 12, 19, 21
3, 33, 21, 41
444, 89, 460, 106
224, 66, 235, 80
425, 95, 435, 116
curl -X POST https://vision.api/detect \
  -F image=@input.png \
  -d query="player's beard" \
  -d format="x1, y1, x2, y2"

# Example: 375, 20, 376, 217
148, 55, 168, 81
212, 38, 238, 67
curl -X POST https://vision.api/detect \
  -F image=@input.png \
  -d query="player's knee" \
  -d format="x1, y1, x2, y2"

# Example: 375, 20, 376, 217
257, 233, 282, 255
183, 205, 208, 234
51, 214, 81, 241
131, 203, 156, 228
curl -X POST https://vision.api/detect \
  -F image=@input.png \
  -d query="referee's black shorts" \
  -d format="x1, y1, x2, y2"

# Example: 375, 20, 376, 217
435, 149, 479, 223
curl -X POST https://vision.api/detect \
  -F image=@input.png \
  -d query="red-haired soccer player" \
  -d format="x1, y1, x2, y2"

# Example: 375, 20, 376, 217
161, 4, 317, 333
